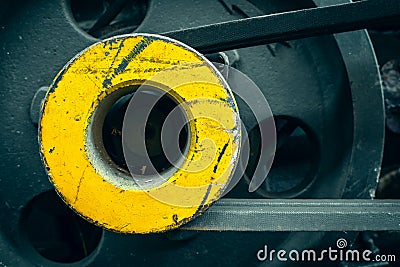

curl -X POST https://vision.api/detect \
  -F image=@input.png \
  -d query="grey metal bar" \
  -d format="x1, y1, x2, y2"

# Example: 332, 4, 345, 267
181, 199, 400, 231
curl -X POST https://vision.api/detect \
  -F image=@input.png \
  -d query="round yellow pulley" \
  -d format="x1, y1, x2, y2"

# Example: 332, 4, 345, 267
39, 34, 240, 233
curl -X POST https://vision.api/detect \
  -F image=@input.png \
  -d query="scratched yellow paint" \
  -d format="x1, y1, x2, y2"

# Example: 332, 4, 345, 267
39, 34, 240, 233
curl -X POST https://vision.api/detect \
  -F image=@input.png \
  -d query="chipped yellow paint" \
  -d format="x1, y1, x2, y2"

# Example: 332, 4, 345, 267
39, 34, 240, 233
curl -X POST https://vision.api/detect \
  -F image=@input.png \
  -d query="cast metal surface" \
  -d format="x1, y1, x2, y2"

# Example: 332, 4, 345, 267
0, 0, 387, 266
39, 33, 241, 234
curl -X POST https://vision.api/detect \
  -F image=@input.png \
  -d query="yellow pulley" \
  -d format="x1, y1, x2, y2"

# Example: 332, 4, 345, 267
39, 34, 240, 233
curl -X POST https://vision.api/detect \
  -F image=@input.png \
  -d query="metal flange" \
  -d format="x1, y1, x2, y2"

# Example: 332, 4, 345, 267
39, 34, 241, 234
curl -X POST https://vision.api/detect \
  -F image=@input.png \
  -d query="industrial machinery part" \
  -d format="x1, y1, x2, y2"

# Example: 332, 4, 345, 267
182, 199, 400, 232
39, 33, 241, 234
0, 0, 397, 266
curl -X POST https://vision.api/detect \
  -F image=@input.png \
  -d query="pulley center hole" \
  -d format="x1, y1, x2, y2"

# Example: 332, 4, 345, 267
101, 85, 189, 176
